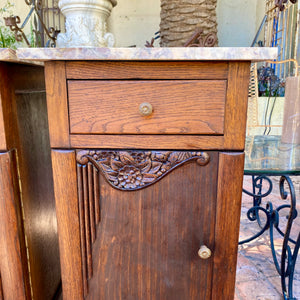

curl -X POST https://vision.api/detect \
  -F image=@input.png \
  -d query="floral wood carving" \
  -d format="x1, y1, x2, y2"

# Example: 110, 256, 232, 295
76, 150, 210, 191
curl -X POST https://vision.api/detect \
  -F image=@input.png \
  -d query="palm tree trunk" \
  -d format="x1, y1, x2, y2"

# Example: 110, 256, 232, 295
160, 0, 218, 47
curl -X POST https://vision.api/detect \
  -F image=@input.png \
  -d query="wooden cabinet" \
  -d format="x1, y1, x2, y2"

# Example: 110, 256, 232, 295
0, 59, 60, 300
43, 58, 250, 300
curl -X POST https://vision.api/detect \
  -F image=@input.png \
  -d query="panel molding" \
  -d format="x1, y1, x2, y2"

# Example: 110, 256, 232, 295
51, 150, 84, 299
0, 150, 29, 300
76, 149, 215, 298
76, 150, 210, 191
212, 152, 245, 300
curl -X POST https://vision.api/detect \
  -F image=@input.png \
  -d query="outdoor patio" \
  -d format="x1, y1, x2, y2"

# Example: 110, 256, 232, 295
235, 175, 300, 299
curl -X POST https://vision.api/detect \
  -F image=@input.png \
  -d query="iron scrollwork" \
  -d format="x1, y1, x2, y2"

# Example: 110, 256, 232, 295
76, 150, 210, 191
278, 176, 299, 300
5, 0, 61, 47
183, 28, 217, 47
275, 0, 298, 11
240, 175, 299, 300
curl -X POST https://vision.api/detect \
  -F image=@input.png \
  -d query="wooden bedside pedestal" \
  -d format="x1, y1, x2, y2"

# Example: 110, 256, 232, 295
0, 50, 60, 300
18, 47, 276, 300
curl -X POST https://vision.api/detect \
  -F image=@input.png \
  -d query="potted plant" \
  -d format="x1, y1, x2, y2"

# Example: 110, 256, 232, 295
0, 1, 17, 48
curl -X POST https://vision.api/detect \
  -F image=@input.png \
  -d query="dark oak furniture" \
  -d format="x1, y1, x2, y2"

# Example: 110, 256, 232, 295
18, 47, 277, 300
0, 50, 60, 300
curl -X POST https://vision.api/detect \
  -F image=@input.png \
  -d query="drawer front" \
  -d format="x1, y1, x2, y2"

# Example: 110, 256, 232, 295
68, 80, 226, 135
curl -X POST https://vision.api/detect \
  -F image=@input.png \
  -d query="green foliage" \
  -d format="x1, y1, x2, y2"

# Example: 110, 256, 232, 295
29, 16, 41, 48
0, 26, 16, 48
0, 0, 17, 48
30, 20, 36, 48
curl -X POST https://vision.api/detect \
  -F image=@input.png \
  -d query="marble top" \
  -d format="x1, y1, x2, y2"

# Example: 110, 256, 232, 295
16, 47, 278, 61
0, 48, 18, 61
0, 48, 43, 65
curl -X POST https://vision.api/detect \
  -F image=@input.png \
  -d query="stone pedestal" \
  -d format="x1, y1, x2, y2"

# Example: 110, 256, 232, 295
57, 0, 117, 47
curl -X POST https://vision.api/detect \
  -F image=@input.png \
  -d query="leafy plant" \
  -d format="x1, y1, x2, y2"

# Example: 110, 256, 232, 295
257, 66, 285, 97
0, 1, 17, 48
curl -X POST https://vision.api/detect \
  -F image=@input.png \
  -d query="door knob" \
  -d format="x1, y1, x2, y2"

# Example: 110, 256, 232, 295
198, 245, 212, 259
139, 102, 153, 116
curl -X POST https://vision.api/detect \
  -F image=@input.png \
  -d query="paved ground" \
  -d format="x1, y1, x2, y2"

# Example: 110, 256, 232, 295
235, 176, 300, 300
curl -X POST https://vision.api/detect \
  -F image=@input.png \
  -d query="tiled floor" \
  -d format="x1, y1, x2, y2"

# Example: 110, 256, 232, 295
235, 176, 300, 300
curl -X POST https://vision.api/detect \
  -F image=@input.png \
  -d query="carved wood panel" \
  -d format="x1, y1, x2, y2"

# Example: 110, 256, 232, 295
76, 162, 100, 295
76, 150, 214, 298
76, 150, 210, 191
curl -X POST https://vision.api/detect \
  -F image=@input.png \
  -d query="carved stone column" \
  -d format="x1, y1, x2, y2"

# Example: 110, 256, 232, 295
57, 0, 117, 47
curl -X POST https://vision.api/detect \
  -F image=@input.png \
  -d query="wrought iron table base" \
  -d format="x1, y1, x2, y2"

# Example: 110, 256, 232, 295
239, 175, 300, 300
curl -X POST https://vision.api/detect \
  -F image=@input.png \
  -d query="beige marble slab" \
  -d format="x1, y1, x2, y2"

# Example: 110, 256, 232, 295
17, 47, 278, 61
0, 48, 18, 61
0, 48, 43, 65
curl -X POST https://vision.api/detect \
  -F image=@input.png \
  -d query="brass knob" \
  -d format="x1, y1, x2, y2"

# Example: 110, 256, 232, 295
139, 102, 153, 116
198, 245, 211, 259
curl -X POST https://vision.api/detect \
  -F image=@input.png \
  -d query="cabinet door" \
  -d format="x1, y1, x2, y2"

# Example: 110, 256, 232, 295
52, 150, 218, 300
0, 151, 30, 300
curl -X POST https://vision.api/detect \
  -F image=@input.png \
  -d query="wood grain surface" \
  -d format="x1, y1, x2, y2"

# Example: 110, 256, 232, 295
224, 62, 250, 149
66, 61, 229, 80
0, 62, 61, 299
0, 274, 3, 300
85, 152, 218, 299
0, 63, 46, 151
70, 134, 225, 150
212, 152, 245, 300
45, 61, 70, 148
0, 63, 18, 150
15, 91, 61, 299
68, 80, 226, 135
0, 93, 6, 150
51, 150, 84, 299
0, 151, 30, 300
45, 59, 251, 299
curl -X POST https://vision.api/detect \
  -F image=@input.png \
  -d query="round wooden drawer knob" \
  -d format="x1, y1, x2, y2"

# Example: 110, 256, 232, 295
139, 102, 153, 116
198, 245, 212, 259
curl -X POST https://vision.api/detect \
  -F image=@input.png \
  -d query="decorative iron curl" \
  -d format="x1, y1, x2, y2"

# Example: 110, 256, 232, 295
240, 174, 299, 299
242, 175, 273, 227
275, 0, 298, 11
4, 16, 30, 45
4, 0, 60, 47
36, 0, 43, 11
183, 28, 217, 47
277, 176, 299, 300
203, 33, 217, 47
242, 175, 273, 199
239, 205, 271, 244
24, 0, 33, 5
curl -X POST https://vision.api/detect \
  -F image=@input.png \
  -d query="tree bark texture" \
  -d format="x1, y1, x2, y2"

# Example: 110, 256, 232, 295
160, 0, 218, 47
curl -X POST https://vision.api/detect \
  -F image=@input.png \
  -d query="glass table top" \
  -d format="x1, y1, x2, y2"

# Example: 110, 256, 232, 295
244, 135, 300, 175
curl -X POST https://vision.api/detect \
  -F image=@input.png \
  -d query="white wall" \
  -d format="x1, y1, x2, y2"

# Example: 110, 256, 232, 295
109, 0, 265, 47
11, 0, 264, 47
217, 0, 265, 46
108, 0, 161, 47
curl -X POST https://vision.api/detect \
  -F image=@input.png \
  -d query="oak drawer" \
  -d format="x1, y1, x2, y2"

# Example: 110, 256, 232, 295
67, 80, 227, 135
